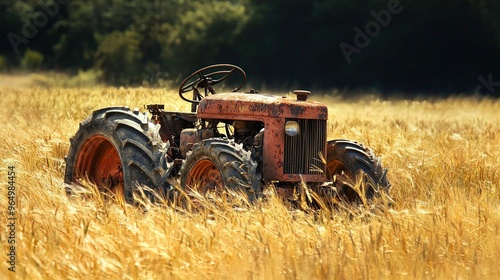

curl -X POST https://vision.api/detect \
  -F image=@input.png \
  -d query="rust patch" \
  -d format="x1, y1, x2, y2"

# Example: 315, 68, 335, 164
317, 107, 328, 120
289, 104, 306, 117
250, 103, 269, 113
180, 128, 199, 158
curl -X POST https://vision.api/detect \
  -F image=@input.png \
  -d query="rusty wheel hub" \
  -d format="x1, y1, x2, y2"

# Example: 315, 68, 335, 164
74, 135, 124, 194
186, 159, 223, 193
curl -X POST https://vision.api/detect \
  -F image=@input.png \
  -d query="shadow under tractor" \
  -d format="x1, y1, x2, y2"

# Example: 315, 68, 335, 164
64, 64, 391, 206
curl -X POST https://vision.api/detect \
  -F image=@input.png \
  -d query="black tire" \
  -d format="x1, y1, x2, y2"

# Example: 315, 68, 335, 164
179, 139, 262, 203
64, 106, 171, 203
326, 139, 391, 203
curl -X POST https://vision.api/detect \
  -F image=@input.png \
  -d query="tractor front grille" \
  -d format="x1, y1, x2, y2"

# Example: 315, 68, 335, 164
284, 119, 326, 174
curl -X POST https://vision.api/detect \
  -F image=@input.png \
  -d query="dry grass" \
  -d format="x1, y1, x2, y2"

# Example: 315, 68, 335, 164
0, 76, 499, 279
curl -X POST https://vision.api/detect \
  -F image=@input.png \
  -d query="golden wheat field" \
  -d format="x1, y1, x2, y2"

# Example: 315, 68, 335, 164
0, 74, 499, 279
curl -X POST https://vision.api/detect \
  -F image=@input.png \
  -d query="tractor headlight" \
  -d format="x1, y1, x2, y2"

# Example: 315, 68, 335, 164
285, 121, 300, 137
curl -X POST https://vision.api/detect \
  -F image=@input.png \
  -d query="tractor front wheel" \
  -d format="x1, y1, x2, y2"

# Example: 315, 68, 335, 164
326, 139, 391, 203
179, 139, 262, 204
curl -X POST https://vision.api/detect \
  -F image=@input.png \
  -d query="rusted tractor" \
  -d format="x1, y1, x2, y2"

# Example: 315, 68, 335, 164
64, 64, 390, 206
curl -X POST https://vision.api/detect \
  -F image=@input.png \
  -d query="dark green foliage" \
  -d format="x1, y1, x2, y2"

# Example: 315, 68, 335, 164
94, 31, 142, 85
21, 48, 43, 69
1, 0, 499, 96
0, 55, 6, 70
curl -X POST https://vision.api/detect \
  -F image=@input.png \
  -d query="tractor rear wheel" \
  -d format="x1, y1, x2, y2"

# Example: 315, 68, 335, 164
179, 139, 262, 204
64, 107, 171, 203
326, 139, 391, 203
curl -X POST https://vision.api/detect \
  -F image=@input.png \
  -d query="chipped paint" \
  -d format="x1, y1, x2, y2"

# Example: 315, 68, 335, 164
198, 92, 328, 120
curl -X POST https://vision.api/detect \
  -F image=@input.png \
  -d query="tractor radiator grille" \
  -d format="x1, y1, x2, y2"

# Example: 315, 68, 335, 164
284, 119, 326, 174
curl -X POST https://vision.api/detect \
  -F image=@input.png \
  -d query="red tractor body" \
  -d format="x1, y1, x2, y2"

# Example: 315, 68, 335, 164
198, 92, 328, 182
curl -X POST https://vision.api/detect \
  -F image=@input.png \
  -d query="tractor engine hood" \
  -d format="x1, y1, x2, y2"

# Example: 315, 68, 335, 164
197, 92, 328, 120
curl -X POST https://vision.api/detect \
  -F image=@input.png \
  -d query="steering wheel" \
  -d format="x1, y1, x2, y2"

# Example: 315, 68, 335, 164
178, 64, 246, 105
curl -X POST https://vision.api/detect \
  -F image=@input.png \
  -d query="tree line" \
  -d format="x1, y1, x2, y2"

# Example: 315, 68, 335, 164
1, 0, 500, 96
